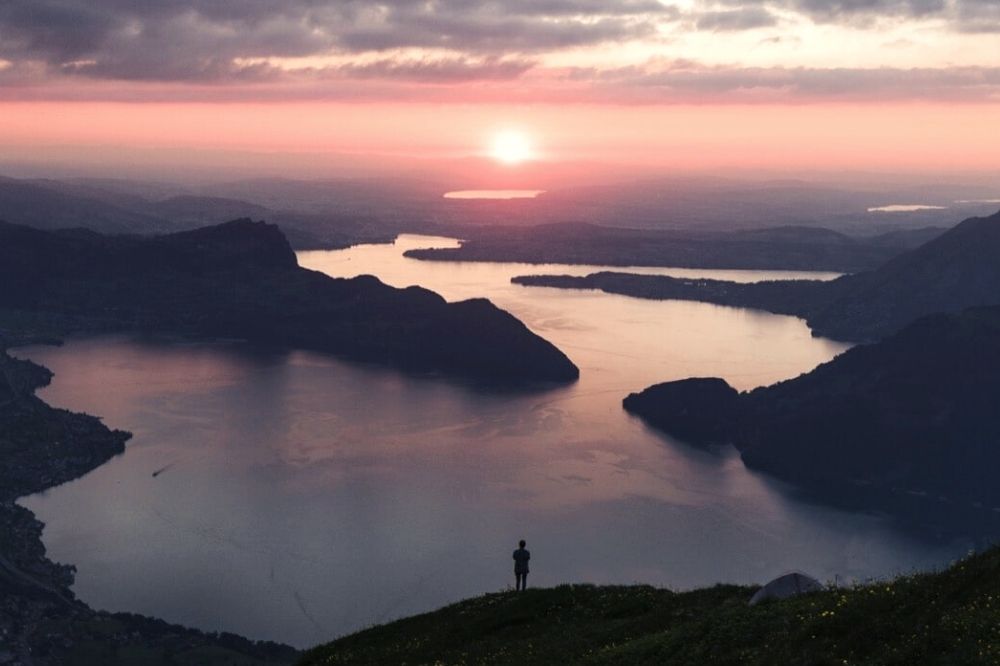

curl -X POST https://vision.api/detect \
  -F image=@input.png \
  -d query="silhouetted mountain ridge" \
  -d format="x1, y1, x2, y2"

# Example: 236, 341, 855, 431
811, 209, 1000, 339
516, 210, 1000, 342
624, 305, 1000, 521
407, 221, 942, 273
0, 220, 578, 384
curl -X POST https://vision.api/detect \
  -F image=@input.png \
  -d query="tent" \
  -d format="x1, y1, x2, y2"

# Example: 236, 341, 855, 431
748, 572, 824, 606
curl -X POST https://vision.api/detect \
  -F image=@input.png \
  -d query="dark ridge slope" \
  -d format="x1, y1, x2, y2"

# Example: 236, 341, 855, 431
0, 220, 578, 384
809, 210, 1000, 340
300, 547, 1000, 665
624, 306, 1000, 515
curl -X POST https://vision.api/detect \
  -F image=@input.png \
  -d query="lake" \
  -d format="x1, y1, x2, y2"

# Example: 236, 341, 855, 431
18, 235, 967, 648
866, 204, 947, 213
443, 190, 545, 199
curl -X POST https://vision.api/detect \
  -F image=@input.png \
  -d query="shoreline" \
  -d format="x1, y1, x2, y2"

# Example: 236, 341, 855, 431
0, 336, 298, 664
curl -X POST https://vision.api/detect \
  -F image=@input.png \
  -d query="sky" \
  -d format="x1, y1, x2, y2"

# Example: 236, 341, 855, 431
2, 0, 1000, 178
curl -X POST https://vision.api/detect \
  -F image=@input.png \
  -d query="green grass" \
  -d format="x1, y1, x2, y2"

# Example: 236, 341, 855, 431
300, 547, 1000, 665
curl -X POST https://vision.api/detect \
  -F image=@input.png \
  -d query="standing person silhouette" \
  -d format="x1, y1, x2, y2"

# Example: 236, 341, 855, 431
513, 540, 530, 591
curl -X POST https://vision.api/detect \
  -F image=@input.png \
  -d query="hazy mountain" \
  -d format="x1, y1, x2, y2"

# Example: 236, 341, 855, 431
24, 176, 183, 210
0, 175, 408, 250
3, 171, 994, 261
198, 176, 442, 218
0, 220, 578, 383
144, 194, 271, 224
0, 177, 178, 235
52, 176, 195, 202
523, 177, 1000, 234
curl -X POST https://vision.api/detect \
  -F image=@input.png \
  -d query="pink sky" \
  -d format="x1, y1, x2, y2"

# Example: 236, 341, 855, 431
5, 101, 999, 178
2, 1, 999, 178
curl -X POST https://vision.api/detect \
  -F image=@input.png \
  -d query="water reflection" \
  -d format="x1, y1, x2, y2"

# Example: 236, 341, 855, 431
443, 190, 545, 199
19, 237, 968, 648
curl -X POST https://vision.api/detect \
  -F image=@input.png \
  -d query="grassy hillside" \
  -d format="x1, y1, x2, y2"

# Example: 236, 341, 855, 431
301, 547, 1000, 665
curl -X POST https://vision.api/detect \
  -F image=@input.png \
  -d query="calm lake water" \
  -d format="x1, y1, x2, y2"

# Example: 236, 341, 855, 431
19, 235, 967, 648
443, 190, 545, 199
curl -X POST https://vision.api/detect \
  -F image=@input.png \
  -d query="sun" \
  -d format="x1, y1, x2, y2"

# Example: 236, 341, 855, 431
489, 130, 533, 165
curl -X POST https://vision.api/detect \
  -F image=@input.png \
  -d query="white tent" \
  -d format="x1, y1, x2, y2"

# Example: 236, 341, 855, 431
749, 572, 824, 606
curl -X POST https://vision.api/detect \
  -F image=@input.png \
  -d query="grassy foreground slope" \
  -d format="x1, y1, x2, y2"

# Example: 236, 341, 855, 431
301, 547, 1000, 666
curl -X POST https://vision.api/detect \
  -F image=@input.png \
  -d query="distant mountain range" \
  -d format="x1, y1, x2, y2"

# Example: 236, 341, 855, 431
0, 175, 405, 250
0, 220, 578, 384
516, 210, 1000, 342
2, 173, 998, 260
523, 176, 1000, 234
407, 222, 944, 272
6, 168, 952, 273
0, 176, 176, 235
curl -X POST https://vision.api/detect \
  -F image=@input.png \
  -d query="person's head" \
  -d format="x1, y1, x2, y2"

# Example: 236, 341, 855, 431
519, 540, 526, 548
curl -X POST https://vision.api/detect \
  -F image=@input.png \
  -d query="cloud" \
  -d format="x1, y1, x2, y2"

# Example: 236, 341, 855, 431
336, 15, 659, 53
0, 2, 119, 62
7, 57, 998, 106
788, 0, 946, 22
582, 59, 1000, 103
0, 0, 672, 83
954, 0, 1000, 32
0, 0, 998, 99
716, 0, 994, 28
696, 8, 780, 30
327, 56, 536, 83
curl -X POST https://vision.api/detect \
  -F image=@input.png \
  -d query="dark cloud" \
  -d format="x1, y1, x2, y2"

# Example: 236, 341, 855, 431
0, 2, 119, 62
0, 0, 670, 82
328, 56, 536, 83
337, 15, 657, 52
717, 0, 991, 27
954, 0, 1000, 32
587, 60, 1000, 102
789, 0, 946, 22
696, 8, 779, 30
4, 56, 1000, 105
0, 0, 997, 92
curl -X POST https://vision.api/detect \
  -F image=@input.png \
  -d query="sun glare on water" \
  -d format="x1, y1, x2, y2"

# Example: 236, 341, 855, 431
490, 130, 533, 165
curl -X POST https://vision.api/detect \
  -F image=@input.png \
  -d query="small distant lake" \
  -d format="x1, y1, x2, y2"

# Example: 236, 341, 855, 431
867, 204, 947, 213
444, 190, 545, 200
18, 235, 970, 648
